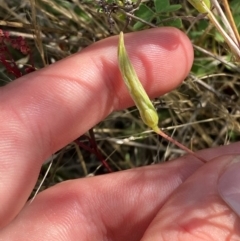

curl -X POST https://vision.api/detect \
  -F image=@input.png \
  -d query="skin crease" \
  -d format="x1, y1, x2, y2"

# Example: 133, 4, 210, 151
0, 28, 240, 240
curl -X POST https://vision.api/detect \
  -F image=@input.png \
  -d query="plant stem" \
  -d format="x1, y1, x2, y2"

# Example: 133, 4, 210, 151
153, 127, 207, 163
222, 0, 240, 46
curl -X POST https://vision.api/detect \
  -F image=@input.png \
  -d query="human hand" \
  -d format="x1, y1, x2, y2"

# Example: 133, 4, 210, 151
0, 28, 240, 240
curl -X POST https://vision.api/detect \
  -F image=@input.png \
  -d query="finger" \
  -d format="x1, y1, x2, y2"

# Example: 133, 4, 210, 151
141, 153, 240, 241
1, 28, 194, 157
1, 143, 240, 239
0, 28, 194, 226
197, 141, 240, 160
0, 157, 203, 240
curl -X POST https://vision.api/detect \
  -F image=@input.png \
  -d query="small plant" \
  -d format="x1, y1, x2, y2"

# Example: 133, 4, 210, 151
0, 29, 35, 80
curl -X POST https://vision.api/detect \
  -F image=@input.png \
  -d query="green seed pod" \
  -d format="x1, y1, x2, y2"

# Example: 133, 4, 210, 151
188, 0, 211, 13
118, 32, 159, 130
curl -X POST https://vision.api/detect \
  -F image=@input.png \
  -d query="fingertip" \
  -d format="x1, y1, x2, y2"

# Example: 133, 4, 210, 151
108, 27, 194, 109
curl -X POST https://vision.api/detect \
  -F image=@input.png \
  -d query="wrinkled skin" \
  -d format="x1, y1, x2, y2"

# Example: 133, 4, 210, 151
0, 28, 240, 241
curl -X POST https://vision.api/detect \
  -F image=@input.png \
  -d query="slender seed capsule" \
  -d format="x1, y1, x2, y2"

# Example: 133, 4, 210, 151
118, 31, 159, 131
188, 0, 211, 13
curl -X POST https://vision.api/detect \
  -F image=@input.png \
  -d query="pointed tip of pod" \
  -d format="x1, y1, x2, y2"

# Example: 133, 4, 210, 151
118, 31, 124, 55
117, 31, 134, 82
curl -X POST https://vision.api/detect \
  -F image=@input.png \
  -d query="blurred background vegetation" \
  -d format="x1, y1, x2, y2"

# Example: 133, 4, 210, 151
0, 0, 239, 196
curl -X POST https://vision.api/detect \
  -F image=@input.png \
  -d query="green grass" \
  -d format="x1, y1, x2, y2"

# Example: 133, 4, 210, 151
0, 0, 240, 195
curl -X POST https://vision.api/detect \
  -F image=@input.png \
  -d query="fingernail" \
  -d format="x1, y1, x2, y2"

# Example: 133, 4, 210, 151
218, 156, 240, 216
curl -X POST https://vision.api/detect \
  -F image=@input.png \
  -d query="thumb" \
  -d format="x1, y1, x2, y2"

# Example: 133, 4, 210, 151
141, 154, 240, 241
218, 156, 240, 218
